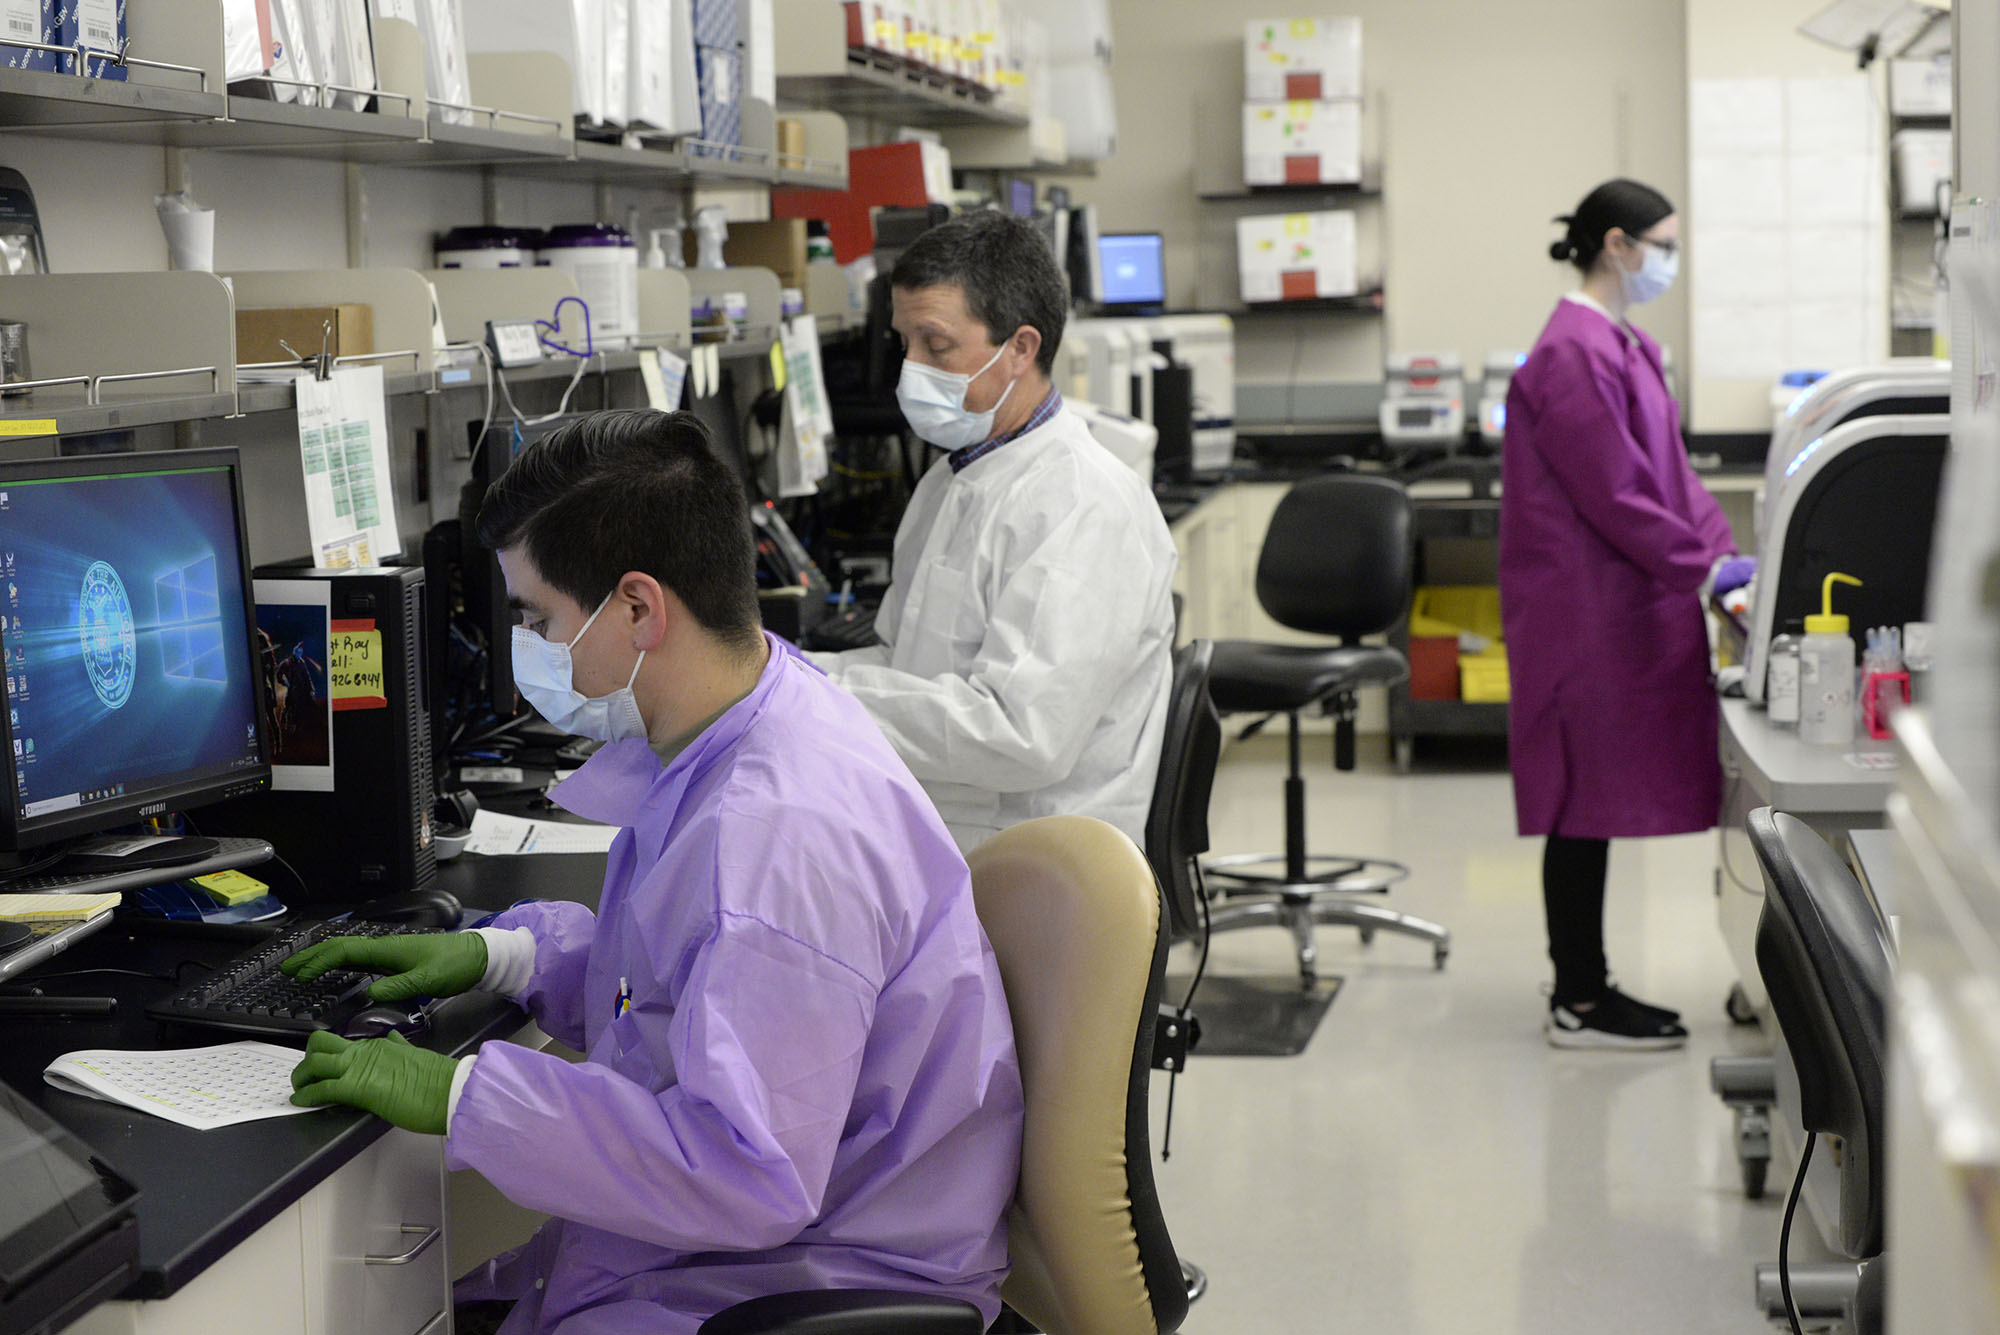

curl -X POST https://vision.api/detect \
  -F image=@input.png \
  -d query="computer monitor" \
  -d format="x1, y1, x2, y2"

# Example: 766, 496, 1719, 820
1067, 205, 1105, 307
0, 449, 269, 862
1003, 176, 1037, 218
1099, 232, 1166, 312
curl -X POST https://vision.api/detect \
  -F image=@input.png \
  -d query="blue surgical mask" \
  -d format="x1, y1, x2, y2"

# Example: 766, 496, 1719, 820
510, 591, 647, 743
896, 344, 1016, 450
1621, 244, 1678, 306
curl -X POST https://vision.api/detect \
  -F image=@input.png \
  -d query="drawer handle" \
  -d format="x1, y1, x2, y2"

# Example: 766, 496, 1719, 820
365, 1225, 441, 1267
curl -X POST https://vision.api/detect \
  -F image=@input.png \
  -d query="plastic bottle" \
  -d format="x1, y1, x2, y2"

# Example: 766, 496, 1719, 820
1799, 573, 1862, 747
1766, 632, 1802, 726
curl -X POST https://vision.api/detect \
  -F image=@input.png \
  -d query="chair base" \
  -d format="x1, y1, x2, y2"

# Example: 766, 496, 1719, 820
1755, 1260, 1863, 1327
1204, 874, 1450, 986
1205, 850, 1411, 895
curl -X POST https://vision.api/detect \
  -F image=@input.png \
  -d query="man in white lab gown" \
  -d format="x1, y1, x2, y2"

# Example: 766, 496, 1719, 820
811, 210, 1178, 854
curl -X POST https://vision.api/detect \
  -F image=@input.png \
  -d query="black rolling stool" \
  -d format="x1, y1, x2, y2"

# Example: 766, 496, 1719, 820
1203, 474, 1449, 986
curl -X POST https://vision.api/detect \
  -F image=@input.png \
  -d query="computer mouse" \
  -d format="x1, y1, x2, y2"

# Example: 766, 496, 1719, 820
342, 1004, 432, 1040
349, 887, 464, 928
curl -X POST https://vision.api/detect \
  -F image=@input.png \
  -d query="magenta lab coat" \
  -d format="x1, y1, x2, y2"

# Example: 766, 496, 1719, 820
447, 636, 1023, 1334
1499, 298, 1737, 840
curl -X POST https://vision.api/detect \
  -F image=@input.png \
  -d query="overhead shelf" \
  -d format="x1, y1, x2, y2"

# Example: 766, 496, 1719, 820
1234, 290, 1387, 315
1199, 178, 1383, 202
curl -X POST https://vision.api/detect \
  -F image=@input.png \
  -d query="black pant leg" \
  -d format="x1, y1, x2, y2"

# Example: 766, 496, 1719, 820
1543, 833, 1610, 1005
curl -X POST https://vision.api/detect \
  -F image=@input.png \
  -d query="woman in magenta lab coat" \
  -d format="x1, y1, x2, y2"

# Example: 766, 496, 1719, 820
1500, 179, 1751, 1051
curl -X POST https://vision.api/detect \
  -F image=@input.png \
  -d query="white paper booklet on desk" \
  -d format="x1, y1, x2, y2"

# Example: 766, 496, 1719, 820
466, 809, 619, 856
45, 1042, 330, 1132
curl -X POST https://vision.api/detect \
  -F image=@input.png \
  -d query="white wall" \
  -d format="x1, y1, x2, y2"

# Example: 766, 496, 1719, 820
1069, 0, 1691, 414
1682, 0, 1892, 431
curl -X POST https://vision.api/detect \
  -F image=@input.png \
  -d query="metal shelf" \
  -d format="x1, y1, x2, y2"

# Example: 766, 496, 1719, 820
0, 387, 235, 437
1233, 290, 1387, 315
777, 52, 1024, 128
0, 66, 224, 142
1199, 179, 1382, 202
201, 95, 424, 158
1406, 700, 1509, 734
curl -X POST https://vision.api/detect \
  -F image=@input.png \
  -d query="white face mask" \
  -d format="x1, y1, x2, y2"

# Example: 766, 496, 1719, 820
510, 590, 648, 743
896, 343, 1016, 450
1620, 242, 1678, 306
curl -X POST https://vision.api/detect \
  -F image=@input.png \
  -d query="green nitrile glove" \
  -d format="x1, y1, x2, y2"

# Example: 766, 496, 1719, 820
280, 932, 489, 1002
289, 1029, 459, 1135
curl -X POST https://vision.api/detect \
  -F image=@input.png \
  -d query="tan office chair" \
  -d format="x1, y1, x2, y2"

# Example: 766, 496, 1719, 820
701, 816, 1188, 1335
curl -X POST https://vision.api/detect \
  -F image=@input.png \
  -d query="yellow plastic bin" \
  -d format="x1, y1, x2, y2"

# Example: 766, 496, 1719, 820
1459, 654, 1510, 703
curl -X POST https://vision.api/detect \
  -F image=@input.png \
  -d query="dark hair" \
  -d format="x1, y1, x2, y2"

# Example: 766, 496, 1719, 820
1550, 178, 1674, 272
890, 209, 1068, 373
476, 410, 763, 654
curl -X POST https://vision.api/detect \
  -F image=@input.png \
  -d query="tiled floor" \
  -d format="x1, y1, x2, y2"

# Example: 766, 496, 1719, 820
1155, 735, 1798, 1333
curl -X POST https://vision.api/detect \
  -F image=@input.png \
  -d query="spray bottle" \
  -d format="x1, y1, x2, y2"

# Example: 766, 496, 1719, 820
1799, 573, 1861, 747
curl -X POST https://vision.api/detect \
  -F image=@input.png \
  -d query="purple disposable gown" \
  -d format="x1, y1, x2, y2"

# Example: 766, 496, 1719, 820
1499, 299, 1737, 839
447, 635, 1023, 1334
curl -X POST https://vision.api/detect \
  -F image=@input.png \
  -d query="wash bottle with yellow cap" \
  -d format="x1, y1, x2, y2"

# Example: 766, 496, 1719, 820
1800, 573, 1862, 746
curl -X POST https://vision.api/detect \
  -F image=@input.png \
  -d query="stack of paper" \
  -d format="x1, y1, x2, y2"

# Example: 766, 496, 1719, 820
0, 893, 121, 923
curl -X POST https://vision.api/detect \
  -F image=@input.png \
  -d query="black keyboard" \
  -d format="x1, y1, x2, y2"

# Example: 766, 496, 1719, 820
147, 917, 436, 1038
807, 603, 880, 652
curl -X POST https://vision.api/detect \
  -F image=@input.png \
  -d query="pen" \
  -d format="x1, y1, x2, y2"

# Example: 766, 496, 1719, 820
0, 994, 118, 1018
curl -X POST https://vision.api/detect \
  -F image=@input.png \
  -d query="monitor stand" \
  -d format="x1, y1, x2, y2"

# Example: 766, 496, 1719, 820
49, 836, 223, 875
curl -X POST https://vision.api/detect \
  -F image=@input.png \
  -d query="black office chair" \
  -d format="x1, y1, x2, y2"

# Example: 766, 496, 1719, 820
1203, 475, 1450, 985
1140, 638, 1219, 1305
1748, 808, 1893, 1335
1144, 639, 1220, 948
700, 817, 1187, 1335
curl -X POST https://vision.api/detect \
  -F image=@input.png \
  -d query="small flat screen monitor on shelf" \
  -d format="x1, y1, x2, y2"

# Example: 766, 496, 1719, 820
1098, 232, 1167, 313
0, 449, 270, 860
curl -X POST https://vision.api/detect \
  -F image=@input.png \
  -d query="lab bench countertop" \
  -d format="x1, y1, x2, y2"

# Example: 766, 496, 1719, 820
0, 844, 608, 1302
1719, 696, 1900, 815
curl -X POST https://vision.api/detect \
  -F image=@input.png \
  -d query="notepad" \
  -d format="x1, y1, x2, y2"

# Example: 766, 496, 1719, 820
0, 893, 121, 923
44, 1042, 330, 1131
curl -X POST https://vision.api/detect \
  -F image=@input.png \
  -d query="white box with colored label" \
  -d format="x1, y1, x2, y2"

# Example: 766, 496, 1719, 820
1236, 210, 1358, 303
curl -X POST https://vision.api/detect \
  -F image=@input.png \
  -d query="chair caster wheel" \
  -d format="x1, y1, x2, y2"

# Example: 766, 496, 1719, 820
1433, 947, 1448, 971
1725, 983, 1758, 1026
1358, 927, 1375, 946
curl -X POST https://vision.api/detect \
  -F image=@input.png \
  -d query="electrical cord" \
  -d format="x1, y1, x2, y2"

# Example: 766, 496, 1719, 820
1779, 1130, 1817, 1335
1158, 861, 1213, 1164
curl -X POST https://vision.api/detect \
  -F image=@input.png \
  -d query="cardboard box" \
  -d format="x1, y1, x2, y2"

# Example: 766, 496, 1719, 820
685, 218, 809, 288
56, 0, 125, 79
1245, 16, 1361, 101
1235, 210, 1357, 303
1, 1, 57, 74
235, 304, 375, 366
1893, 128, 1952, 215
694, 43, 742, 153
1889, 56, 1951, 117
1409, 637, 1459, 701
845, 1, 905, 57
1243, 99, 1361, 186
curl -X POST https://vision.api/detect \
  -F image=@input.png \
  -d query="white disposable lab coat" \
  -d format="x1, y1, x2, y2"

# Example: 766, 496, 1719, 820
812, 403, 1178, 853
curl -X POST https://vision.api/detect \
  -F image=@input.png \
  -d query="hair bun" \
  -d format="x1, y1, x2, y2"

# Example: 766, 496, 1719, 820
1548, 239, 1576, 262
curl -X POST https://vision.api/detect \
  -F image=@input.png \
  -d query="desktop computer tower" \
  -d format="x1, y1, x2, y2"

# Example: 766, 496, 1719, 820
205, 566, 436, 902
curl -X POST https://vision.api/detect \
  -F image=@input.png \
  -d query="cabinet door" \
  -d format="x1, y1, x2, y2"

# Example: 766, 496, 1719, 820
301, 1130, 450, 1335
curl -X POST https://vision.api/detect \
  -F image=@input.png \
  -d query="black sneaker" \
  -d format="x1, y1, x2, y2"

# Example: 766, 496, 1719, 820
1604, 984, 1681, 1026
1546, 991, 1689, 1050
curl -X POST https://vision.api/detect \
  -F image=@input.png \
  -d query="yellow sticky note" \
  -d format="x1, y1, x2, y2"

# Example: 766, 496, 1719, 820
0, 420, 58, 438
330, 622, 387, 710
191, 870, 270, 905
769, 341, 788, 392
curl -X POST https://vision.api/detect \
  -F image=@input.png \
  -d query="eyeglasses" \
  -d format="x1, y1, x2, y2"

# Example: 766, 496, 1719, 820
1633, 235, 1680, 259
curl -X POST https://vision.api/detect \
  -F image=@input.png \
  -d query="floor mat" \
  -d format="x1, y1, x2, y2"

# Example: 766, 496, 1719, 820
1164, 972, 1343, 1057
